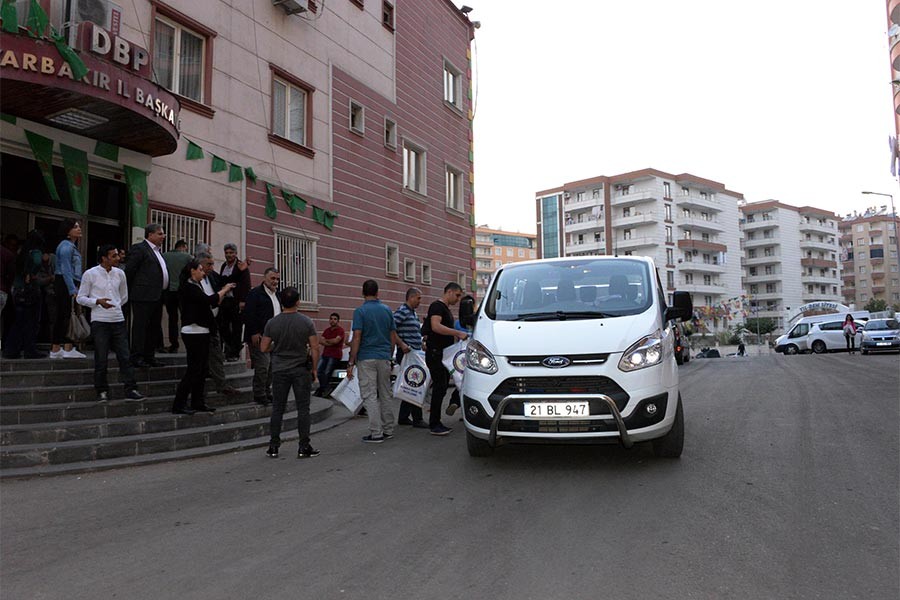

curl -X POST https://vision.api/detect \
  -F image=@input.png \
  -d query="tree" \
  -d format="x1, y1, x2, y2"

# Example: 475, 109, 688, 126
740, 318, 777, 336
864, 298, 888, 313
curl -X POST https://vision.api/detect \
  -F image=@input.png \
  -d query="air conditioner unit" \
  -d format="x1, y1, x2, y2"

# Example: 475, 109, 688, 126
615, 185, 622, 190
692, 249, 698, 256
273, 0, 310, 15
63, 0, 123, 45
564, 192, 571, 199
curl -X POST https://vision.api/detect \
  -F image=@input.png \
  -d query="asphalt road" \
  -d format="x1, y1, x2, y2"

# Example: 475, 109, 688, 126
1, 353, 898, 600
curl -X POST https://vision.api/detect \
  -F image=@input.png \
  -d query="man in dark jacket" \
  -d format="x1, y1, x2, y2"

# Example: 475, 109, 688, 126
243, 267, 281, 405
124, 224, 167, 368
218, 243, 251, 361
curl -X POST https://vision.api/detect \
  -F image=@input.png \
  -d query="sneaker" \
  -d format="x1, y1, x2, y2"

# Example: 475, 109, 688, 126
362, 434, 384, 444
298, 445, 320, 458
430, 424, 452, 436
125, 389, 145, 401
412, 420, 429, 429
96, 391, 109, 403
49, 350, 64, 359
445, 403, 459, 416
62, 348, 87, 359
266, 444, 279, 458
382, 432, 394, 440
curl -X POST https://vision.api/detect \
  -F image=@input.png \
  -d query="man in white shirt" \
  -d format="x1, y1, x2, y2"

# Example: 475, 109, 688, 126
77, 245, 145, 403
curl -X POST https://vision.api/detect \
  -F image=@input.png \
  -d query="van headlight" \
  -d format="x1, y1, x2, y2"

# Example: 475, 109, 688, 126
466, 339, 498, 374
618, 330, 664, 372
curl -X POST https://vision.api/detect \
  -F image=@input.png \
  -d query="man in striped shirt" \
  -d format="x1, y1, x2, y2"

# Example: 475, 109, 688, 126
393, 287, 428, 428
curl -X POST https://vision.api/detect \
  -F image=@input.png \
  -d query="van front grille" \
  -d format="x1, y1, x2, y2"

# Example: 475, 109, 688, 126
488, 376, 629, 414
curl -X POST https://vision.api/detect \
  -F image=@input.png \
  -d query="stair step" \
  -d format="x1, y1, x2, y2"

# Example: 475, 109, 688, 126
0, 397, 336, 469
0, 354, 190, 372
0, 405, 354, 479
1, 362, 247, 387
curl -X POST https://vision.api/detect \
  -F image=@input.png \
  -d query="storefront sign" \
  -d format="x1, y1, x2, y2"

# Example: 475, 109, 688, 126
798, 301, 849, 314
78, 22, 151, 78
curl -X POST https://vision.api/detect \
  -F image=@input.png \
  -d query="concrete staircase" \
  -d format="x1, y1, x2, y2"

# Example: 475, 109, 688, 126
0, 354, 345, 478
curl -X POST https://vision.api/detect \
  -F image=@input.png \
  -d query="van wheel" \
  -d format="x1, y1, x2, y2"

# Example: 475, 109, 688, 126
466, 431, 494, 457
652, 395, 683, 458
785, 345, 799, 355
811, 340, 827, 354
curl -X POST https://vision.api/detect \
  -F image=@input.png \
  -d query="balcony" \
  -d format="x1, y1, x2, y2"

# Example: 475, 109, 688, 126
612, 213, 658, 228
610, 189, 660, 208
798, 220, 835, 235
800, 258, 837, 269
741, 218, 777, 232
747, 292, 782, 301
798, 239, 836, 253
616, 236, 658, 251
679, 261, 727, 274
677, 239, 727, 254
680, 282, 729, 295
800, 274, 838, 286
679, 216, 725, 233
743, 237, 780, 249
565, 218, 603, 233
565, 239, 604, 254
743, 254, 780, 266
675, 193, 724, 212
872, 270, 886, 280
802, 292, 843, 303
872, 285, 886, 294
563, 193, 599, 211
743, 273, 781, 284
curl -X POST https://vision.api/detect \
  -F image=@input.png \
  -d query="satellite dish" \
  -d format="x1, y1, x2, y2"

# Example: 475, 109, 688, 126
889, 24, 900, 37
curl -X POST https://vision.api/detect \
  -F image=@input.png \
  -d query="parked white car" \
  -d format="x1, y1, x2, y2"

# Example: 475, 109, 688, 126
806, 319, 866, 354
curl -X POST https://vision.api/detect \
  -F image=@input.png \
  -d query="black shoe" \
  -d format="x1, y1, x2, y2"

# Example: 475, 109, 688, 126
193, 405, 216, 413
125, 389, 145, 401
397, 419, 414, 426
172, 407, 196, 415
412, 420, 429, 429
362, 434, 384, 444
266, 444, 279, 458
382, 432, 394, 440
133, 359, 152, 369
298, 445, 320, 458
430, 424, 452, 436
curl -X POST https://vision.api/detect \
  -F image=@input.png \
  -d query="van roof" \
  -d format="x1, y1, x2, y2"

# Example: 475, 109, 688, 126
502, 256, 656, 269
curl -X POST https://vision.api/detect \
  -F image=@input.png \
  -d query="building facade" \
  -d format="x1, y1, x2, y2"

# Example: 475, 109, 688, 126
739, 201, 842, 330
536, 169, 744, 332
0, 0, 476, 335
839, 207, 900, 309
474, 226, 536, 299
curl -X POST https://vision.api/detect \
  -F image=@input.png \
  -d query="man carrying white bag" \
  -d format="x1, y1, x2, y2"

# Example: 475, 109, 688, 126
442, 340, 467, 390
392, 350, 431, 407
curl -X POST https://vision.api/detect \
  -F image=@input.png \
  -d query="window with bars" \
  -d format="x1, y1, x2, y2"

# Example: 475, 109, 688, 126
273, 228, 318, 306
150, 208, 210, 252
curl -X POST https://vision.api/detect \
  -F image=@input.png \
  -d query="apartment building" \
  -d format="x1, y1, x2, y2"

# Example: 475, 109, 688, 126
739, 201, 842, 330
839, 207, 900, 308
474, 226, 536, 298
0, 0, 476, 334
536, 169, 744, 331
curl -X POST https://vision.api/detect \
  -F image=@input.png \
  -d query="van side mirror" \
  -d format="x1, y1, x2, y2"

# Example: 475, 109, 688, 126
665, 291, 693, 322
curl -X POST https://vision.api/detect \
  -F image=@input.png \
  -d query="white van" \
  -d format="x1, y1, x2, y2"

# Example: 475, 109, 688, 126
462, 256, 693, 458
774, 311, 869, 355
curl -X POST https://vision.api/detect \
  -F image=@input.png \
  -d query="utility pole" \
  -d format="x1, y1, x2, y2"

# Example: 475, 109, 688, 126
862, 191, 900, 312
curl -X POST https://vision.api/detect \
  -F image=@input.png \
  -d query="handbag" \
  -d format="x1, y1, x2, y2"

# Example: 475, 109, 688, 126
392, 350, 431, 407
67, 303, 91, 342
331, 374, 363, 415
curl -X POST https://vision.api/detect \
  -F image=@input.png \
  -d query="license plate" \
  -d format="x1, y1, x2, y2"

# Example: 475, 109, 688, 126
877, 342, 891, 346
524, 402, 590, 418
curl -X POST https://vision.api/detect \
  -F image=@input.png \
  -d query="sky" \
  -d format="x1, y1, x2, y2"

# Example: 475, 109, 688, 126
459, 1, 899, 234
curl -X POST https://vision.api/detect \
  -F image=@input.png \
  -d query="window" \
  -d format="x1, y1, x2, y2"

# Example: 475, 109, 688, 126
445, 165, 463, 212
623, 229, 632, 240
683, 229, 691, 240
701, 233, 710, 242
443, 59, 463, 111
665, 204, 671, 221
506, 248, 514, 257
384, 117, 397, 149
748, 249, 756, 258
152, 8, 215, 112
703, 275, 712, 285
704, 295, 713, 306
403, 140, 426, 195
859, 266, 866, 274
592, 188, 600, 199
270, 65, 315, 156
349, 100, 365, 135
749, 267, 757, 276
681, 186, 689, 196
404, 258, 416, 282
457, 271, 467, 290
856, 224, 864, 232
382, 1, 394, 30
766, 283, 776, 293
666, 271, 674, 288
150, 205, 210, 252
422, 263, 432, 284
664, 182, 671, 198
665, 226, 672, 243
666, 248, 673, 265
386, 243, 399, 276
494, 247, 501, 255
623, 207, 631, 217
518, 249, 525, 257
684, 273, 694, 284
274, 227, 318, 306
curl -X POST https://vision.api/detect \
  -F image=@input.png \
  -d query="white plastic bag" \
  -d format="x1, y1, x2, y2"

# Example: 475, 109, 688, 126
331, 374, 363, 415
442, 340, 467, 389
392, 350, 431, 407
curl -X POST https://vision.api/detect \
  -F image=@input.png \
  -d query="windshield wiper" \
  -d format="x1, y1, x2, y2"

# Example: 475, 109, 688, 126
511, 311, 616, 321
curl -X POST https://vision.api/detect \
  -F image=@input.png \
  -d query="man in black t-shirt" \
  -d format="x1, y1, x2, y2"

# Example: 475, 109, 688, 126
423, 282, 468, 435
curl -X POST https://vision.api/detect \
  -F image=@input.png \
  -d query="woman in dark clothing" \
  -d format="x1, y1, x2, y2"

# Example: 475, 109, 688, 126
2, 230, 48, 358
172, 259, 235, 415
50, 218, 84, 359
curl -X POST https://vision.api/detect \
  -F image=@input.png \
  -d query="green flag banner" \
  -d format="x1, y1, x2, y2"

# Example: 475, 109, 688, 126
282, 190, 307, 213
60, 144, 89, 215
0, 112, 16, 125
1, 0, 18, 34
211, 154, 227, 173
244, 166, 257, 183
228, 163, 244, 182
93, 140, 119, 162
124, 166, 149, 228
25, 0, 48, 37
186, 140, 204, 160
51, 29, 88, 80
312, 206, 325, 225
24, 130, 60, 202
324, 211, 337, 231
264, 184, 277, 220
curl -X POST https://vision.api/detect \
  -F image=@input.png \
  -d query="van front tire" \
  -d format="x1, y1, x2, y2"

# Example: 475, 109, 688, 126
467, 430, 494, 457
652, 395, 684, 458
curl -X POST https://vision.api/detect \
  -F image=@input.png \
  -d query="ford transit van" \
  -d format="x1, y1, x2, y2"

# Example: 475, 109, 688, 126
462, 256, 692, 458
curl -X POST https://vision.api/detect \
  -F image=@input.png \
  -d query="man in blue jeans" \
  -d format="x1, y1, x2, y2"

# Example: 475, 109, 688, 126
260, 286, 320, 459
76, 245, 144, 402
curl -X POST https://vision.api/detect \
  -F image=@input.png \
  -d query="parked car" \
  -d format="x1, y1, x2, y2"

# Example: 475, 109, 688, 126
462, 256, 693, 458
673, 322, 691, 365
806, 319, 867, 354
860, 318, 900, 354
694, 347, 721, 358
774, 311, 870, 355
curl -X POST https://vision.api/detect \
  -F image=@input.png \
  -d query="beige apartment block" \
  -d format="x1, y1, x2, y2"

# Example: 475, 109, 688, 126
474, 226, 536, 299
739, 201, 842, 331
839, 207, 900, 309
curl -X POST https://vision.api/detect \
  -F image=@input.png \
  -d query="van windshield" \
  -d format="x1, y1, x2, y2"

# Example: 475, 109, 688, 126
484, 258, 653, 321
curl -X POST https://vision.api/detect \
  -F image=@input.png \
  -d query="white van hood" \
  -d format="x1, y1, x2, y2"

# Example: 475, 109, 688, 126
475, 310, 657, 356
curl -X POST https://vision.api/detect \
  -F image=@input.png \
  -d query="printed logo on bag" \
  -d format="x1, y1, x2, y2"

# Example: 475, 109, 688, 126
404, 365, 427, 388
453, 350, 467, 372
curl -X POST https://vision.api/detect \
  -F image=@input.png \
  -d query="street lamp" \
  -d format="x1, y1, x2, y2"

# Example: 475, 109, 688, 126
861, 192, 900, 291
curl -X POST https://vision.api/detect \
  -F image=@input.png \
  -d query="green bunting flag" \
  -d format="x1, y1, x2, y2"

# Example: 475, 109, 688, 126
1, 0, 18, 34
244, 166, 257, 183
323, 211, 337, 231
93, 140, 119, 162
265, 184, 277, 219
124, 166, 149, 228
211, 154, 227, 173
24, 130, 60, 202
25, 0, 48, 37
312, 206, 325, 225
282, 190, 307, 213
186, 140, 204, 160
0, 113, 16, 125
60, 144, 89, 215
51, 28, 88, 81
228, 163, 244, 182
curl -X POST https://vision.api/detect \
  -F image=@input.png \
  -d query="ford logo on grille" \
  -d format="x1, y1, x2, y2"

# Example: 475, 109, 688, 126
541, 356, 571, 368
